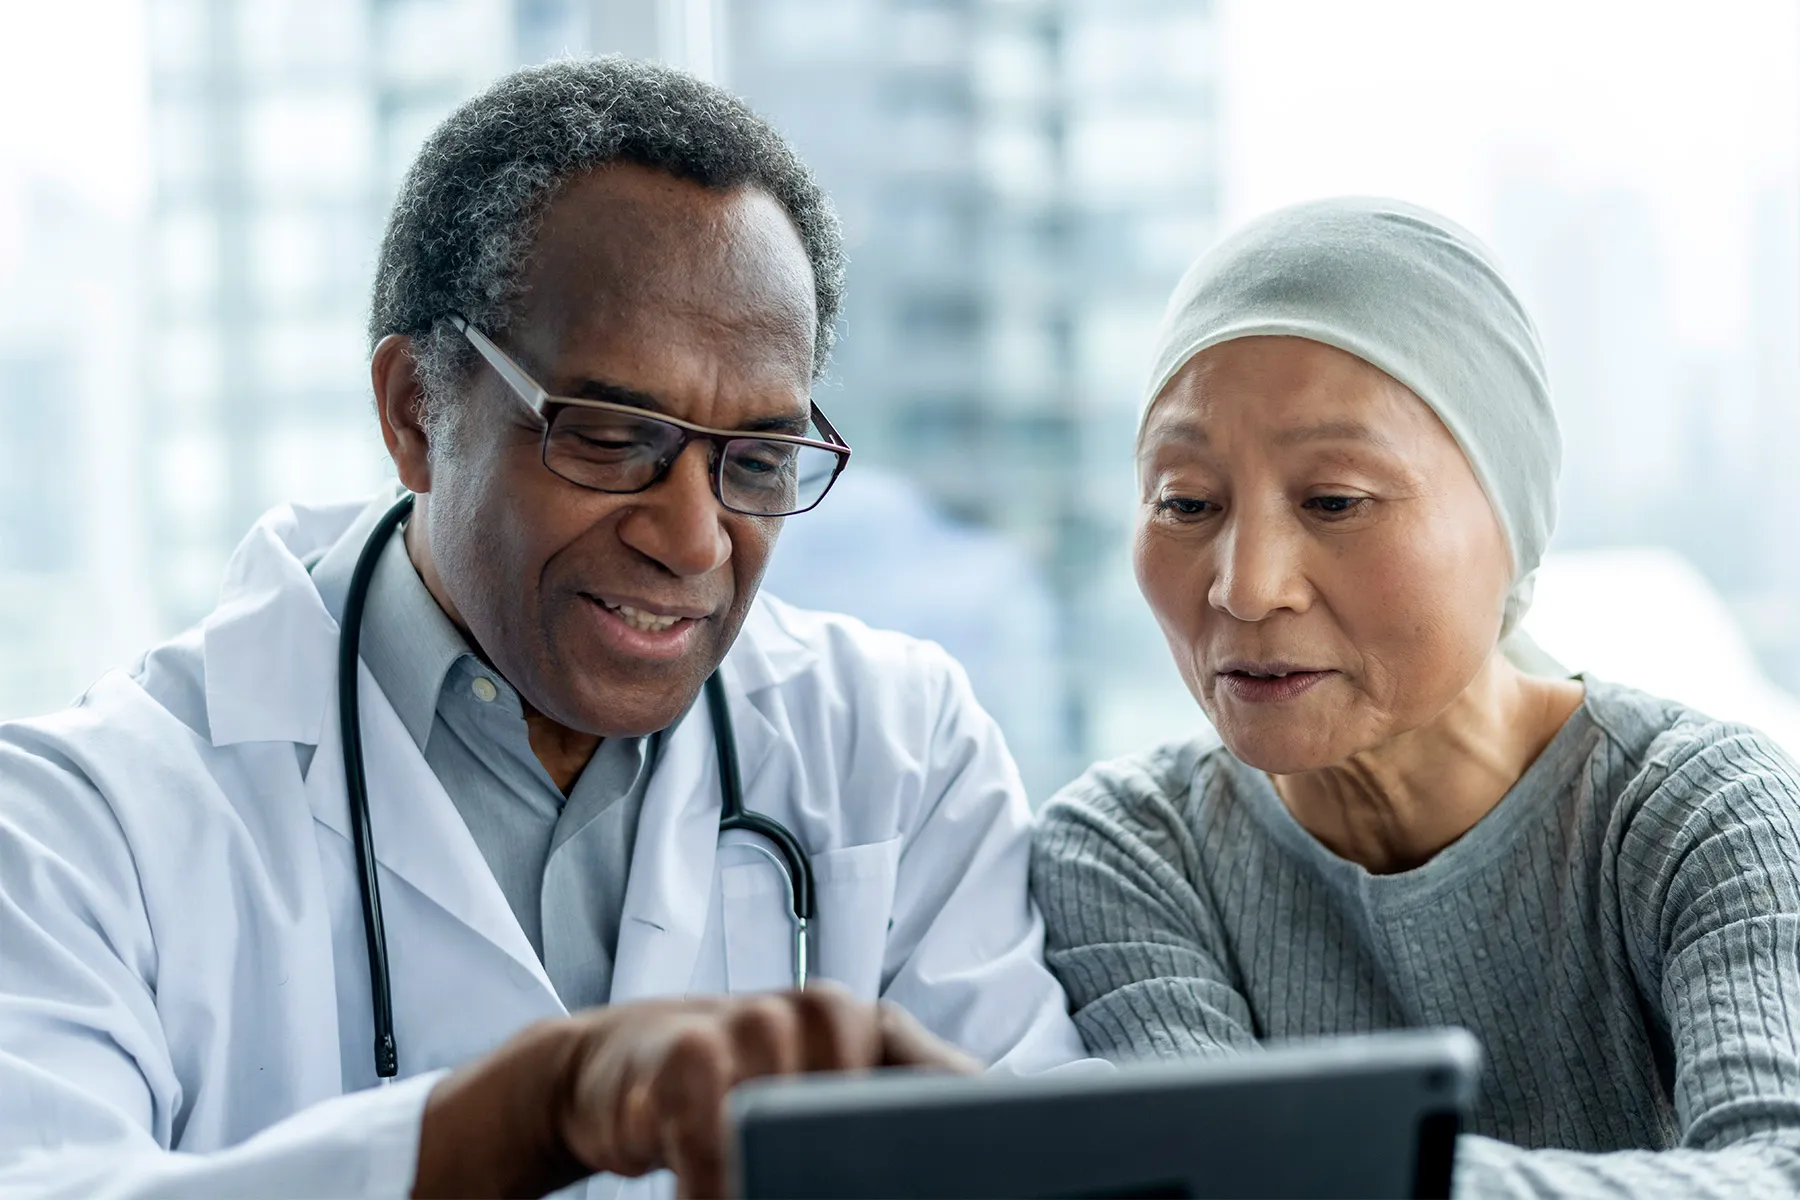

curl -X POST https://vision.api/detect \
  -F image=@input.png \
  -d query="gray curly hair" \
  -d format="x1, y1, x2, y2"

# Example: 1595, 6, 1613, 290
368, 56, 845, 443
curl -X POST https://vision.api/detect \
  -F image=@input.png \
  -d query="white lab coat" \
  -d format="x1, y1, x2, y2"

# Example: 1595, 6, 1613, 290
0, 496, 1087, 1199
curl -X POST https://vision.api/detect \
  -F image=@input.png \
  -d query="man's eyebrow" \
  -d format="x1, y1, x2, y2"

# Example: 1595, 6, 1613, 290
563, 379, 812, 436
738, 411, 813, 436
567, 378, 669, 413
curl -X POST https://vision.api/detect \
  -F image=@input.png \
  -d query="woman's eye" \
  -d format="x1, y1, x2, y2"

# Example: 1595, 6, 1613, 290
1156, 497, 1213, 518
1304, 495, 1368, 518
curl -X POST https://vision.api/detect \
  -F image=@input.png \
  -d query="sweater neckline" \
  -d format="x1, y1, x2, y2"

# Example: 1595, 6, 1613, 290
1216, 678, 1605, 909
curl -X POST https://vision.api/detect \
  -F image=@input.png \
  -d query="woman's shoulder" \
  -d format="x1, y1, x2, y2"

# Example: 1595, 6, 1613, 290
1577, 676, 1800, 840
1576, 679, 1800, 973
1038, 730, 1240, 837
1580, 677, 1798, 778
1032, 732, 1249, 897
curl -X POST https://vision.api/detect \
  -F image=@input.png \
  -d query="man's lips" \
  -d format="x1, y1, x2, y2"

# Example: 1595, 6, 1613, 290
582, 592, 714, 633
578, 593, 713, 660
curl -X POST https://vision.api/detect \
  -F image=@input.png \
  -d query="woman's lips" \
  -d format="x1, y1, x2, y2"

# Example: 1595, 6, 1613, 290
1217, 669, 1336, 704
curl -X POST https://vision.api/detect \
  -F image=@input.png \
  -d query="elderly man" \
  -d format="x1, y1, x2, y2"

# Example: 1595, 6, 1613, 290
0, 59, 1084, 1199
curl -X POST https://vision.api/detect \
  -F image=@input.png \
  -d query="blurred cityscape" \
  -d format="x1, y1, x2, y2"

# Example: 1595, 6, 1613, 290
3, 0, 1799, 798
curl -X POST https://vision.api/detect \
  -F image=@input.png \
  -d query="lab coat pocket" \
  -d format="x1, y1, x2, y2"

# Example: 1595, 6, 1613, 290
809, 836, 902, 998
721, 837, 901, 999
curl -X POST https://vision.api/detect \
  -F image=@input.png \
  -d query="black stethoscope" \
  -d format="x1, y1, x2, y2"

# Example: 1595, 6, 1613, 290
337, 493, 815, 1081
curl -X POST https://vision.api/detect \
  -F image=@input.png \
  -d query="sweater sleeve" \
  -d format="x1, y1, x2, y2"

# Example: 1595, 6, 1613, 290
1452, 723, 1800, 1198
1030, 748, 1261, 1061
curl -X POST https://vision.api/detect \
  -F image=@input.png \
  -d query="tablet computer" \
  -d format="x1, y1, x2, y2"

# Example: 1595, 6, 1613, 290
731, 1027, 1481, 1199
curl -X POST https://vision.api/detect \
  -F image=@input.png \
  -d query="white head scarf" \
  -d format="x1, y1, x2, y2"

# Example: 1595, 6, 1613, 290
1143, 196, 1561, 646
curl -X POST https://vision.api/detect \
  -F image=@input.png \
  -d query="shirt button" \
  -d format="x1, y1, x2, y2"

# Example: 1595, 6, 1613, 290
470, 677, 498, 703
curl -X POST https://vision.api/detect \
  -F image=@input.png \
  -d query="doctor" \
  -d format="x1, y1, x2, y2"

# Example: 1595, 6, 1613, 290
0, 57, 1085, 1199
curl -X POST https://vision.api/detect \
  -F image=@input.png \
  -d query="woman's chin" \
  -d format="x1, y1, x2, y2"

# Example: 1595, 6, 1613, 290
1211, 717, 1347, 776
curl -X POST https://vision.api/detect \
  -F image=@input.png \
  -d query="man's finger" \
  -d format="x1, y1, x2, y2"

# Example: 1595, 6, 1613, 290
652, 1022, 736, 1200
878, 1001, 981, 1072
725, 995, 804, 1081
561, 1024, 661, 1177
792, 982, 882, 1071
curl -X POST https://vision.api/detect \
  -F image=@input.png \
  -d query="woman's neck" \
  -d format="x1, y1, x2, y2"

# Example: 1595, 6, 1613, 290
1267, 654, 1584, 874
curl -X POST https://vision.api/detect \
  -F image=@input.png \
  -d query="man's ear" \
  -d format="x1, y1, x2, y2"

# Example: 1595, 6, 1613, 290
372, 334, 434, 494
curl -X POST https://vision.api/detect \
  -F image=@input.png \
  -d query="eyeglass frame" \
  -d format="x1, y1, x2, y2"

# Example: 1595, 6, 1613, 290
449, 315, 852, 517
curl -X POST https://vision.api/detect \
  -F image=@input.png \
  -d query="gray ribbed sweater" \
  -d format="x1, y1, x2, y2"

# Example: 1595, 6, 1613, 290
1031, 679, 1800, 1196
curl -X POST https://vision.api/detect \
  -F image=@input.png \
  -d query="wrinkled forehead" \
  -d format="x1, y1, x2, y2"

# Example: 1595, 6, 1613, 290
1139, 336, 1441, 456
512, 164, 819, 385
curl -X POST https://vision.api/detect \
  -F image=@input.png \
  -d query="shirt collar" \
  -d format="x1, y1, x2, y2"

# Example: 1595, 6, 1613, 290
311, 518, 473, 753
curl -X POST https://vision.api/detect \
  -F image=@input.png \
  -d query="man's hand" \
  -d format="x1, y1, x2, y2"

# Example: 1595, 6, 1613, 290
413, 983, 977, 1200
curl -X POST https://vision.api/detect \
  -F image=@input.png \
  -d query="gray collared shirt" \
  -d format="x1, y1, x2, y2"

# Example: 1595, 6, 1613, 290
313, 523, 656, 1011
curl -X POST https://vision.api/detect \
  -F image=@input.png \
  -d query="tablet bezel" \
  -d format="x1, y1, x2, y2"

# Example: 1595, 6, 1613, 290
731, 1027, 1481, 1200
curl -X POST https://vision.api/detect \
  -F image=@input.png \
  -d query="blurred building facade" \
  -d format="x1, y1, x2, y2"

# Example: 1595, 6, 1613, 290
0, 173, 154, 718
148, 0, 494, 620
1492, 168, 1800, 700
1748, 183, 1800, 687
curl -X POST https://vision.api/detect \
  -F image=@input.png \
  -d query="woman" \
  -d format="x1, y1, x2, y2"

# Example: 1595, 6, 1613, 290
1032, 197, 1800, 1194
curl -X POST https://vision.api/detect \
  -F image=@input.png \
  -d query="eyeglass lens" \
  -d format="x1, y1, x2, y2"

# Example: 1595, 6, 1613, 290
543, 405, 842, 515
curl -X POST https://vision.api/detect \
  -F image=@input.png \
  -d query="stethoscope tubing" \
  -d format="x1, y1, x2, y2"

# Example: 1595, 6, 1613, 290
338, 493, 414, 1081
704, 674, 815, 988
338, 492, 815, 1082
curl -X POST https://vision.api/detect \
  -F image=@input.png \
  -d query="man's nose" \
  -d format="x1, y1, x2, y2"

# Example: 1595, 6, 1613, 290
1206, 510, 1312, 622
615, 443, 732, 577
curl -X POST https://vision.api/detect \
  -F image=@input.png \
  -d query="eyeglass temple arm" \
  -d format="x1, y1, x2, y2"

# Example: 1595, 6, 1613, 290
810, 403, 850, 452
451, 316, 552, 415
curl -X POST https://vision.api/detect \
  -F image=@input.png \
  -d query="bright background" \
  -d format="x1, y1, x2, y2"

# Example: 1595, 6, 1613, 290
3, 0, 1799, 799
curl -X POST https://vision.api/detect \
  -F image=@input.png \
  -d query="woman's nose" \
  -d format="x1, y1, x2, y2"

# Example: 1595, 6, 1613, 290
615, 443, 733, 577
1207, 515, 1312, 622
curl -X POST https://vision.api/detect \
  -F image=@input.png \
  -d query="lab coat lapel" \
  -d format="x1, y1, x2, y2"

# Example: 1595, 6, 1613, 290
203, 493, 555, 1000
304, 658, 557, 1000
609, 666, 783, 1004
202, 503, 369, 747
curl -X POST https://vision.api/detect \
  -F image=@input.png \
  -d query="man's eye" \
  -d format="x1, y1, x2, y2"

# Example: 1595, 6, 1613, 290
730, 445, 796, 476
558, 426, 656, 456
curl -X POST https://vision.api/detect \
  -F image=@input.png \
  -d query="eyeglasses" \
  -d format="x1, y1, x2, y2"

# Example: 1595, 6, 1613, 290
451, 316, 851, 518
